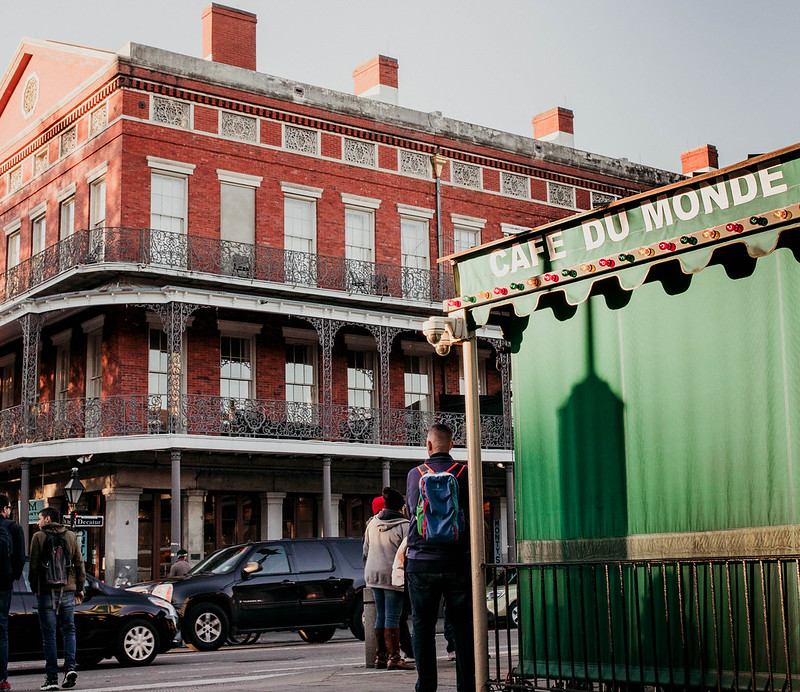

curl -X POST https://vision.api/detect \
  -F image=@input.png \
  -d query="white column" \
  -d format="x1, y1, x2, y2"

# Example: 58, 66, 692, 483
103, 487, 142, 587
505, 464, 517, 562
263, 492, 286, 540
499, 497, 509, 562
182, 490, 205, 563
329, 494, 342, 537
381, 459, 391, 488
322, 456, 332, 536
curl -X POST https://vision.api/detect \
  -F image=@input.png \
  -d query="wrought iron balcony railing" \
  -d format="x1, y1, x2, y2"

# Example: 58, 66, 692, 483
0, 227, 454, 304
0, 395, 512, 450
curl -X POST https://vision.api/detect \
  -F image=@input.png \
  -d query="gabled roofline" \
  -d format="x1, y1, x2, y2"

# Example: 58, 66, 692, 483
0, 38, 117, 159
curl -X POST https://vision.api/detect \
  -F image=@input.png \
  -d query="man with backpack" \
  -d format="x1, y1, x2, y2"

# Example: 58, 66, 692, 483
0, 494, 25, 691
29, 507, 85, 691
405, 423, 474, 692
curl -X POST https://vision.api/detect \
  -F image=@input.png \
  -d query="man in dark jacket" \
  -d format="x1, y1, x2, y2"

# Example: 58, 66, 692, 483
0, 494, 24, 691
405, 423, 474, 692
29, 507, 85, 691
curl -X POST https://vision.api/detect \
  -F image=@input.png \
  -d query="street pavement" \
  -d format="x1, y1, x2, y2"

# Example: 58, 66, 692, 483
5, 629, 487, 691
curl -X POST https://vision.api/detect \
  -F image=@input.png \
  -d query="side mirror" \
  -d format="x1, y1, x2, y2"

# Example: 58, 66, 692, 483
242, 561, 261, 578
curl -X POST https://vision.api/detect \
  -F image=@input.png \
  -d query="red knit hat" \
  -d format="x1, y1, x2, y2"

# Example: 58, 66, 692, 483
372, 496, 385, 514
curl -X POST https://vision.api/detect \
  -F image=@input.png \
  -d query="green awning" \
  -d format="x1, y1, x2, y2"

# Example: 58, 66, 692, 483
448, 143, 800, 328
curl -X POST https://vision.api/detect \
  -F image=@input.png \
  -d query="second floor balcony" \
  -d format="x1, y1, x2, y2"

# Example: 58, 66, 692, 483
0, 394, 512, 452
0, 227, 455, 307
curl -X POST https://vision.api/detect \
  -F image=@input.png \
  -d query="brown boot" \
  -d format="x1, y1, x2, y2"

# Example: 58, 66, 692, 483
385, 628, 415, 670
374, 628, 387, 669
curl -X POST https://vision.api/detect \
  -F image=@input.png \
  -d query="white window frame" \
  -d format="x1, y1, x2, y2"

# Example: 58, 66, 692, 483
459, 348, 490, 396
5, 220, 21, 271
451, 214, 486, 255
52, 329, 72, 406
146, 313, 188, 419
30, 202, 47, 257
58, 185, 77, 241
342, 194, 380, 266
218, 320, 261, 403
403, 350, 432, 412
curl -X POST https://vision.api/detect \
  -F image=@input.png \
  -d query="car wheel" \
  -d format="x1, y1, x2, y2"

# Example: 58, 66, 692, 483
298, 627, 336, 644
509, 602, 519, 628
349, 592, 365, 641
115, 618, 160, 666
186, 604, 230, 651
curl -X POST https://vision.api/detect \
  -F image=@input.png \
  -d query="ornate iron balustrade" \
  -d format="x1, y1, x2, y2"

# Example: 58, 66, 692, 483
0, 395, 512, 449
487, 558, 800, 691
0, 227, 454, 304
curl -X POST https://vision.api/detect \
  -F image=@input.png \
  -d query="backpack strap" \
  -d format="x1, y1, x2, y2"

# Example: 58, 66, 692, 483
417, 464, 434, 476
446, 462, 466, 478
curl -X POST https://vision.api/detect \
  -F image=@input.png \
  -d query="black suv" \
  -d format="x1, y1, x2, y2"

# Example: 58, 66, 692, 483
129, 538, 364, 650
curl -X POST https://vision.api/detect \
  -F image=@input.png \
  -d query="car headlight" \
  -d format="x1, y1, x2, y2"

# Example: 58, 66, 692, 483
148, 596, 178, 621
152, 583, 174, 602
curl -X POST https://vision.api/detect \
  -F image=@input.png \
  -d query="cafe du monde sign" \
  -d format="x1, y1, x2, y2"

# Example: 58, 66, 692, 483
450, 145, 800, 321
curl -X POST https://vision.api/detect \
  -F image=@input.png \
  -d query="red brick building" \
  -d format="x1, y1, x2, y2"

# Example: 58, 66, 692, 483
0, 4, 679, 584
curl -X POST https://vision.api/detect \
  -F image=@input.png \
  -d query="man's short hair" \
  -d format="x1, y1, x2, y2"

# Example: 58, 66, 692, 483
427, 422, 453, 444
177, 549, 188, 558
39, 506, 60, 523
0, 494, 9, 510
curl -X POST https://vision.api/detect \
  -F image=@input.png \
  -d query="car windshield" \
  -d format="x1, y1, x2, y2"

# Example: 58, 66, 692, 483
187, 545, 248, 575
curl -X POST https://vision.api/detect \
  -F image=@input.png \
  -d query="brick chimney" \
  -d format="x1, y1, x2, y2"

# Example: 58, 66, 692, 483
681, 145, 719, 176
532, 107, 574, 148
353, 55, 399, 105
202, 4, 257, 71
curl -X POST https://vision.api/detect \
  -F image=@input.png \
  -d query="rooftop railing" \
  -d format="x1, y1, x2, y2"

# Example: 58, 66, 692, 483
0, 395, 512, 450
0, 227, 454, 305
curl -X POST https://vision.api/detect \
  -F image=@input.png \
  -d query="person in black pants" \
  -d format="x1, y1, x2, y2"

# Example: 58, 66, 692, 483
0, 494, 24, 691
405, 423, 474, 692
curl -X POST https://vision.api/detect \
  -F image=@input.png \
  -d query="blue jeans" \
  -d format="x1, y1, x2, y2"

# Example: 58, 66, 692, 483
407, 569, 474, 692
36, 591, 76, 678
0, 590, 10, 682
373, 587, 404, 629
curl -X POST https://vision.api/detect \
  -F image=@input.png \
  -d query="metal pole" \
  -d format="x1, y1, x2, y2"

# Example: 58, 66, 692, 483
20, 459, 30, 550
170, 449, 181, 563
505, 463, 517, 563
322, 456, 332, 537
463, 335, 488, 691
382, 458, 391, 488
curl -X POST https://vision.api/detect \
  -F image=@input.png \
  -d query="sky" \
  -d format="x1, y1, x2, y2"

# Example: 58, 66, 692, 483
1, 0, 798, 174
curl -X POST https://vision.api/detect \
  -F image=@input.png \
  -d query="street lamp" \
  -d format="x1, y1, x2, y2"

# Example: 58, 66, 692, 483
64, 467, 84, 514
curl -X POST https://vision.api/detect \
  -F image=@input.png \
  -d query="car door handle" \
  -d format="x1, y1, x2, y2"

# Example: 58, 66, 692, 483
282, 580, 293, 584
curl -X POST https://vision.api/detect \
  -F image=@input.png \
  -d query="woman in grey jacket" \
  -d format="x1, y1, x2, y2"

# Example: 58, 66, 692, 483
363, 487, 413, 671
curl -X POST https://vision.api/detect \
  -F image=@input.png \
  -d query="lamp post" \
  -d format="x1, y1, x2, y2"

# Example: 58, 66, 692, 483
422, 311, 489, 691
64, 467, 84, 516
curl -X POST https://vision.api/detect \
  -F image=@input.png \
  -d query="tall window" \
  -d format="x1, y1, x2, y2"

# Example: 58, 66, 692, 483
0, 358, 14, 410
148, 328, 168, 412
345, 209, 374, 264
347, 350, 375, 409
283, 183, 321, 286
401, 217, 429, 298
285, 344, 317, 424
59, 197, 75, 240
89, 176, 106, 262
453, 226, 480, 254
6, 231, 20, 270
85, 331, 102, 400
404, 355, 431, 411
219, 172, 260, 277
90, 178, 106, 229
32, 214, 46, 256
148, 158, 195, 267
55, 343, 70, 402
151, 173, 186, 234
220, 336, 253, 401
